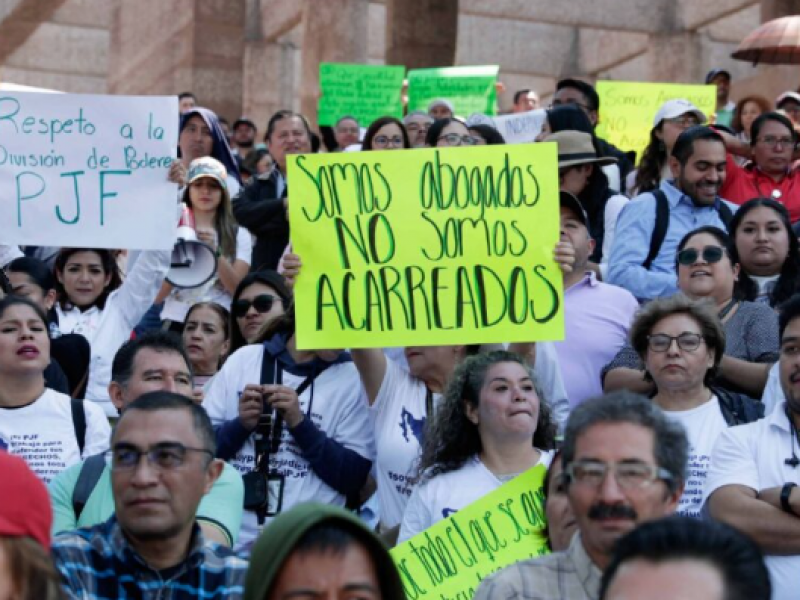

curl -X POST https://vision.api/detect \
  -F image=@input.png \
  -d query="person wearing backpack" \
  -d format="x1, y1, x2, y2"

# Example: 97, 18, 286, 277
608, 126, 737, 301
47, 331, 244, 547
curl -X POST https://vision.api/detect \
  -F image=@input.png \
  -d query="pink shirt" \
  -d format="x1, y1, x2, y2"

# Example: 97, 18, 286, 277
554, 273, 639, 408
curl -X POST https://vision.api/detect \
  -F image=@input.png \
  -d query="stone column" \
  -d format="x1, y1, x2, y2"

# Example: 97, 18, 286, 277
385, 0, 459, 69
646, 31, 703, 83
299, 0, 369, 125
108, 0, 245, 122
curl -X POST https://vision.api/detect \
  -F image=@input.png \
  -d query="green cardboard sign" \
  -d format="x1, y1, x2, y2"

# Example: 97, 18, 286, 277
318, 63, 405, 127
407, 65, 500, 117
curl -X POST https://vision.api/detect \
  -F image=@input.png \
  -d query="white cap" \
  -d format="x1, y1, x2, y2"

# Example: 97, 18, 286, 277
427, 98, 454, 113
652, 99, 707, 128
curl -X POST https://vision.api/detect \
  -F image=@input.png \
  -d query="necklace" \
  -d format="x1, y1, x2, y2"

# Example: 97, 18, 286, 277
717, 298, 739, 322
786, 406, 800, 468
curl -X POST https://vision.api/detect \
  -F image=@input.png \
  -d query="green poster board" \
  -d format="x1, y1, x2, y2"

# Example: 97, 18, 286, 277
318, 63, 405, 127
407, 65, 500, 117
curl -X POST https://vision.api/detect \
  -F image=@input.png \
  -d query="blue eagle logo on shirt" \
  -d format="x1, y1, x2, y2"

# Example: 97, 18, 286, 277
0, 436, 8, 452
399, 408, 426, 446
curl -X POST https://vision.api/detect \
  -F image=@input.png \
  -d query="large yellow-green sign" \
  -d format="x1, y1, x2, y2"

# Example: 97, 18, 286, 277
287, 143, 563, 350
390, 465, 550, 600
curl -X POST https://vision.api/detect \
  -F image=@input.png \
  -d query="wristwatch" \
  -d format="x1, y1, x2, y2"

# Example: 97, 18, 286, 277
780, 482, 798, 516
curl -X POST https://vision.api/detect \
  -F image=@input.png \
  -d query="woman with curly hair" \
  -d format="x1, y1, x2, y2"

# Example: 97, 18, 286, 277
398, 350, 556, 542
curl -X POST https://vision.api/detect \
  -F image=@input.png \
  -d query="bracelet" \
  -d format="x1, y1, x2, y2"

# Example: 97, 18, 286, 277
781, 482, 798, 516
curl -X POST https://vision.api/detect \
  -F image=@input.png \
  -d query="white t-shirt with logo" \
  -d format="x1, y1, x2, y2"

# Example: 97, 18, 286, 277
203, 345, 375, 547
0, 388, 111, 483
398, 451, 554, 543
370, 359, 440, 529
663, 397, 728, 518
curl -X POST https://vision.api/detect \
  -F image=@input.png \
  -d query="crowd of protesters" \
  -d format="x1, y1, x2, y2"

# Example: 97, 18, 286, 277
3, 66, 800, 599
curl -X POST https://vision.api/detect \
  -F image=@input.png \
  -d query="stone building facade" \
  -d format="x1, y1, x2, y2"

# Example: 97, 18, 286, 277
0, 0, 798, 130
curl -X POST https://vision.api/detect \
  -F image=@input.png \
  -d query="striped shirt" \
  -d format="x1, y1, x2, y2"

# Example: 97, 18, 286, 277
473, 533, 602, 600
52, 517, 247, 599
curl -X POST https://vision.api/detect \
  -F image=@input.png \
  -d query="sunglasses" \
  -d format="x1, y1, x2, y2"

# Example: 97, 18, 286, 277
677, 245, 724, 266
232, 294, 281, 318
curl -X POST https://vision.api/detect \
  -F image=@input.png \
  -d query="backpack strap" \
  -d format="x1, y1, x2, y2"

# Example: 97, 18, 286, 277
643, 190, 670, 270
72, 453, 106, 521
713, 386, 765, 426
70, 398, 86, 456
717, 201, 734, 230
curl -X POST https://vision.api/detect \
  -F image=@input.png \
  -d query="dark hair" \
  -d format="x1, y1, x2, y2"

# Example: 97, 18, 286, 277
674, 225, 736, 273
546, 104, 594, 135
111, 330, 192, 389
750, 111, 797, 148
178, 92, 196, 101
0, 537, 65, 600
600, 516, 771, 600
0, 296, 50, 335
117, 391, 216, 456
513, 89, 532, 104
562, 391, 688, 493
778, 294, 800, 340
418, 350, 556, 480
0, 269, 10, 296
53, 248, 122, 311
729, 197, 800, 307
731, 95, 771, 135
240, 147, 270, 177
229, 270, 292, 353
629, 294, 725, 387
671, 126, 725, 167
635, 125, 669, 194
185, 301, 230, 341
362, 116, 410, 150
469, 124, 506, 145
425, 117, 469, 147
556, 78, 600, 112
6, 257, 56, 293
265, 110, 313, 143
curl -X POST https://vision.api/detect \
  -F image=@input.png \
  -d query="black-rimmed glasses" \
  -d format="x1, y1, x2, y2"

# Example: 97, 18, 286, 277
106, 442, 214, 472
676, 245, 724, 266
647, 332, 704, 353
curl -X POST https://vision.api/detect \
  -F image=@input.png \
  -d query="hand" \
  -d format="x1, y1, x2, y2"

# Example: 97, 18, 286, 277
280, 253, 302, 287
264, 384, 303, 428
554, 240, 576, 274
196, 228, 219, 254
238, 384, 265, 431
168, 160, 187, 187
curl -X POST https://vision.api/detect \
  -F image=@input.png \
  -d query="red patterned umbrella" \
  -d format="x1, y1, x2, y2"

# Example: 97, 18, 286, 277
732, 15, 800, 64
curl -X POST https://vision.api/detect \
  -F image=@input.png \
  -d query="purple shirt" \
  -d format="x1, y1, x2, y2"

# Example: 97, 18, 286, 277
554, 272, 639, 408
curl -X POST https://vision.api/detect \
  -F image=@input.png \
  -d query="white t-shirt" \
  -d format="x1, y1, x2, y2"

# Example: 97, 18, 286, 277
762, 363, 784, 416
398, 451, 554, 543
203, 345, 375, 547
161, 227, 253, 323
703, 403, 800, 600
370, 359, 440, 529
0, 389, 111, 483
663, 397, 728, 518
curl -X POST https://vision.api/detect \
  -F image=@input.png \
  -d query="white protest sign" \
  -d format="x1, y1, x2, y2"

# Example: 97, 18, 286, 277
467, 109, 547, 144
0, 92, 178, 250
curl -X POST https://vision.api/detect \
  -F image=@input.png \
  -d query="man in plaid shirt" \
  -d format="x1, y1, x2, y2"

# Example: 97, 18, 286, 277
52, 392, 247, 599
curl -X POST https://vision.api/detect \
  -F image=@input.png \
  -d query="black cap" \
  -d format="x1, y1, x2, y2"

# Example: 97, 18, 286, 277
705, 69, 731, 84
233, 117, 257, 131
559, 191, 588, 226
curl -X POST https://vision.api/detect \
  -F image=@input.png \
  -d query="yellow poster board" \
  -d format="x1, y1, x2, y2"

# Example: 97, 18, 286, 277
287, 144, 563, 350
390, 464, 550, 600
595, 81, 717, 165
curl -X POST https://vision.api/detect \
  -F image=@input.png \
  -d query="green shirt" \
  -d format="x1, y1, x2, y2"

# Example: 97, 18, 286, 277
49, 461, 244, 546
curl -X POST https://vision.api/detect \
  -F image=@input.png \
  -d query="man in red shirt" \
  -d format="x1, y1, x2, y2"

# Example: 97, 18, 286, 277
720, 112, 800, 223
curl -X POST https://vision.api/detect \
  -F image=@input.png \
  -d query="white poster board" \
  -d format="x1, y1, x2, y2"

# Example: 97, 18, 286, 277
0, 92, 179, 250
469, 109, 547, 144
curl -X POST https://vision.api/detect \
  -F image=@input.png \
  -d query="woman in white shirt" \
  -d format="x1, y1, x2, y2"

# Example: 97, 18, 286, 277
158, 156, 251, 326
398, 350, 556, 543
53, 246, 170, 416
0, 297, 110, 482
182, 301, 230, 392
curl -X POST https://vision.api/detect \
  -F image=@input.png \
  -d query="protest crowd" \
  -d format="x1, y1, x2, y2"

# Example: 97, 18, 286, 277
6, 61, 800, 600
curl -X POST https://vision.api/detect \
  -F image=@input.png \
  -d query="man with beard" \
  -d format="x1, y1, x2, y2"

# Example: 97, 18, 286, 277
608, 126, 735, 301
705, 294, 800, 600
474, 392, 687, 600
231, 117, 258, 159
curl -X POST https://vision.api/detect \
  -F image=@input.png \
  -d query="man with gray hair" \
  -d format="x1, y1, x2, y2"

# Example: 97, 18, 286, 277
403, 110, 433, 148
474, 391, 688, 600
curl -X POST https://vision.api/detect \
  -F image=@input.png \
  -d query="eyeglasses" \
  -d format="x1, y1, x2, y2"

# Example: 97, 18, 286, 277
565, 460, 673, 490
107, 442, 213, 472
677, 245, 725, 266
232, 294, 281, 318
437, 133, 478, 146
646, 332, 704, 353
372, 135, 404, 147
757, 136, 795, 148
665, 115, 700, 129
550, 99, 592, 112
